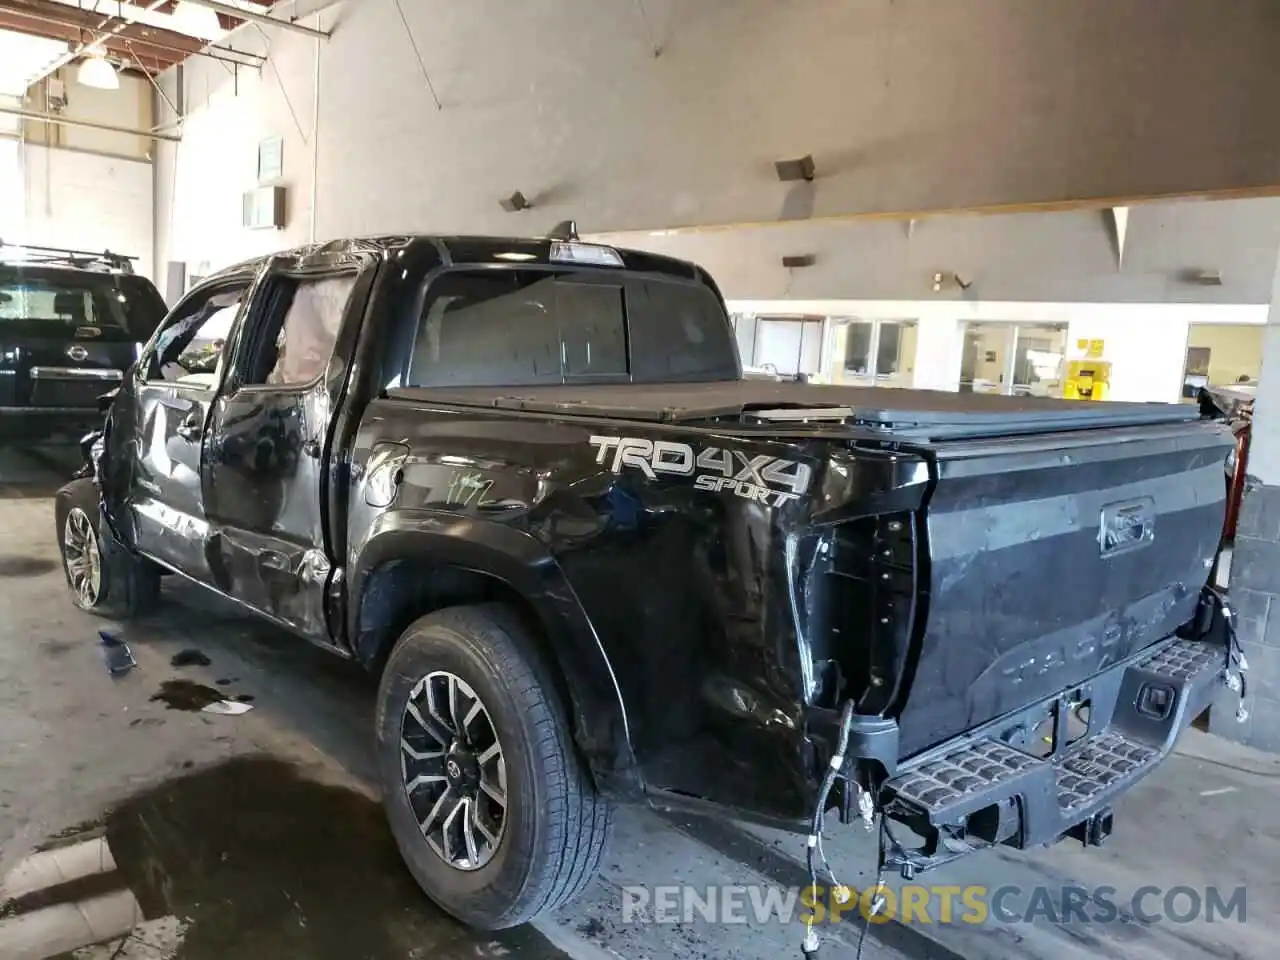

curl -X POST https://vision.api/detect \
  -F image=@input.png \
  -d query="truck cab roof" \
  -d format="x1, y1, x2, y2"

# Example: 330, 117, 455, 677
201, 234, 708, 285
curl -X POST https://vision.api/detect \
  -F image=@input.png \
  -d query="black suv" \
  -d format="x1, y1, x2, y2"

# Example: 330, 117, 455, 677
56, 233, 1242, 934
0, 242, 167, 443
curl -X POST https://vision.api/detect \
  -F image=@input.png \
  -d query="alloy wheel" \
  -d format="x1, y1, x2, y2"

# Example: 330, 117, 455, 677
63, 507, 102, 608
400, 671, 507, 871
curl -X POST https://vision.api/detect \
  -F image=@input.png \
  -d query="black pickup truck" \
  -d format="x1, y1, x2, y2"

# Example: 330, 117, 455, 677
0, 242, 165, 443
56, 233, 1245, 930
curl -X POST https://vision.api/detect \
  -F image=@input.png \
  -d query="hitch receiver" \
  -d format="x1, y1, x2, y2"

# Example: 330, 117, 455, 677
1068, 808, 1114, 848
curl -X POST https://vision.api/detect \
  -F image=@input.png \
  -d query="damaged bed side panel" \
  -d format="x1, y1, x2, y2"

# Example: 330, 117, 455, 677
347, 397, 929, 821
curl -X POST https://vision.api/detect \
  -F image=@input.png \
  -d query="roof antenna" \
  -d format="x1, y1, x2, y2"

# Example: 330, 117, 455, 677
547, 220, 579, 241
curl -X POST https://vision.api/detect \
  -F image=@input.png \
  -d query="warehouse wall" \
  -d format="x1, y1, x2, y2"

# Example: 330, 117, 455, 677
2, 73, 154, 278
19, 144, 154, 279
155, 0, 1280, 269
22, 72, 152, 160
597, 198, 1280, 306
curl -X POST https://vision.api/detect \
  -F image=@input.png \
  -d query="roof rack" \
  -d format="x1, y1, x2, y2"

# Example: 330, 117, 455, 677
0, 240, 137, 274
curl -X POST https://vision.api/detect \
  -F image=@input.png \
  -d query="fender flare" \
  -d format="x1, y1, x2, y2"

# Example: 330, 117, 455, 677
348, 509, 642, 798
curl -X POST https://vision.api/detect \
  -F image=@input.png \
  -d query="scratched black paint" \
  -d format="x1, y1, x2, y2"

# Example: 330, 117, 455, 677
86, 234, 1233, 829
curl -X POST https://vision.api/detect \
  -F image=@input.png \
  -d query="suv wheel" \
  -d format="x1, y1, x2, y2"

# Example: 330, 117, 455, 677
376, 603, 612, 929
55, 479, 160, 619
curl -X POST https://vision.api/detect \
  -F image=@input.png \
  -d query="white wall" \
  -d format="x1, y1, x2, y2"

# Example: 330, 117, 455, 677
596, 198, 1280, 306
154, 27, 317, 277
23, 72, 152, 160
20, 144, 153, 278
728, 299, 1269, 403
155, 0, 1280, 270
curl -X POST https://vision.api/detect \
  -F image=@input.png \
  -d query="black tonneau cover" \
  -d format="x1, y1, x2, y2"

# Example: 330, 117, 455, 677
390, 381, 1199, 441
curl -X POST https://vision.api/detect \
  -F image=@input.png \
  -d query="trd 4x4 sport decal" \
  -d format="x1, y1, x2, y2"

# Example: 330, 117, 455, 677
588, 435, 812, 507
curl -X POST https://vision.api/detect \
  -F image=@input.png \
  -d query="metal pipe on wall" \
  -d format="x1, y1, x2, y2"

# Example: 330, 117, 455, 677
0, 107, 182, 143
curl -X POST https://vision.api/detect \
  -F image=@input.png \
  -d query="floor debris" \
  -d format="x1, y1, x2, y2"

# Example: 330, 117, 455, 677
99, 633, 136, 677
1199, 786, 1238, 797
169, 650, 212, 668
201, 700, 253, 716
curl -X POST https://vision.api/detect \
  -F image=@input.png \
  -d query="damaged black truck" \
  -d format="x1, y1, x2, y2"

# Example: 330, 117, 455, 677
56, 234, 1246, 931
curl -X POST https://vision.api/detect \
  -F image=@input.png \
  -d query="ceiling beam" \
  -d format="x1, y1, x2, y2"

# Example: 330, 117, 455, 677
3, 0, 172, 82
180, 0, 328, 38
627, 185, 1280, 238
0, 1, 265, 69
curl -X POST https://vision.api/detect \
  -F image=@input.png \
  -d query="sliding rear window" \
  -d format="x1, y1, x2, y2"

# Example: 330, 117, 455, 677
404, 268, 736, 387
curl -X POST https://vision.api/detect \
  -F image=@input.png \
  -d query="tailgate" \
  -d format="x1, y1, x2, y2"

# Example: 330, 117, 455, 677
0, 325, 131, 408
897, 418, 1232, 757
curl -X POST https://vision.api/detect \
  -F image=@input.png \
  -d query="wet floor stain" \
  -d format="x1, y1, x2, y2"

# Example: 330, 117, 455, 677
170, 649, 212, 668
40, 639, 75, 658
27, 757, 567, 959
0, 555, 58, 577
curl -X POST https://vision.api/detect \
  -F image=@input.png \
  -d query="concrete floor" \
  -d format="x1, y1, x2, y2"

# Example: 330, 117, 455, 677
0, 447, 1275, 960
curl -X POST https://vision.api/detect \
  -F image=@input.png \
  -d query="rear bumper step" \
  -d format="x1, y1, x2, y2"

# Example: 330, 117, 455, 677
881, 634, 1231, 873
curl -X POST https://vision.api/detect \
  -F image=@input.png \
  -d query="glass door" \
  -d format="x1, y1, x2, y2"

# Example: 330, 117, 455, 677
961, 323, 1066, 396
829, 319, 917, 388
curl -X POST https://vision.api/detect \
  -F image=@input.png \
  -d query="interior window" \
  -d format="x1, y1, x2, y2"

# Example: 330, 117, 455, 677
844, 321, 873, 375
242, 274, 355, 387
145, 284, 248, 387
406, 270, 627, 387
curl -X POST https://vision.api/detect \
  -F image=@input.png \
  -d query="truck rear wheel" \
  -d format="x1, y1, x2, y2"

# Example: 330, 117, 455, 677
375, 603, 612, 929
55, 479, 160, 619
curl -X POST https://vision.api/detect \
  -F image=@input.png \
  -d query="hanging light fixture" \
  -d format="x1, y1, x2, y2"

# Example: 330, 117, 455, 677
77, 55, 119, 90
172, 1, 223, 36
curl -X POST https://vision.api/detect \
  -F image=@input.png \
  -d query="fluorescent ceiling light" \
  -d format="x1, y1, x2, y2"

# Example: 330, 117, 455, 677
77, 56, 119, 90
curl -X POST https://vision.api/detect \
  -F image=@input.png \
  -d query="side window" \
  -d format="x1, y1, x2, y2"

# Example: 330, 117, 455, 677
241, 274, 356, 387
405, 270, 627, 387
144, 284, 248, 387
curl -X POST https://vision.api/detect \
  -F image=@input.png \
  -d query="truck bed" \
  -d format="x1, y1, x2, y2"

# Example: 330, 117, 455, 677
390, 380, 1198, 441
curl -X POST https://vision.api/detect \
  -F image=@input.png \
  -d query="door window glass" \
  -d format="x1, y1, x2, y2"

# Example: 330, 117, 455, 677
877, 323, 903, 375
145, 284, 248, 387
844, 322, 873, 375
243, 275, 356, 387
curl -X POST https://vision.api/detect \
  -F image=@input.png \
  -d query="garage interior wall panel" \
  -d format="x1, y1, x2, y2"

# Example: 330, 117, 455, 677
596, 199, 1280, 306
21, 144, 154, 279
156, 0, 1280, 271
153, 27, 316, 275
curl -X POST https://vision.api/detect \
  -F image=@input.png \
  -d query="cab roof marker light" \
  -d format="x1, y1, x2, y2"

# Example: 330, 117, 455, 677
549, 241, 624, 268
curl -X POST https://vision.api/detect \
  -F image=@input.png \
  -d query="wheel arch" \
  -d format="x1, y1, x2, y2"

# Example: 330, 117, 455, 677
349, 514, 642, 799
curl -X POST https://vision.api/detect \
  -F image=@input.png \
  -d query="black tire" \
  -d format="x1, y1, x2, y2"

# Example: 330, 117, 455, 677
54, 478, 160, 619
376, 603, 612, 929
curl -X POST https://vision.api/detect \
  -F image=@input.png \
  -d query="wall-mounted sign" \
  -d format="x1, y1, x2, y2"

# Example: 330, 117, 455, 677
257, 136, 283, 182
1077, 338, 1105, 358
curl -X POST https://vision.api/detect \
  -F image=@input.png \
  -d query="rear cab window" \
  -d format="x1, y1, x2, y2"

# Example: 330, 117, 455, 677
402, 267, 737, 388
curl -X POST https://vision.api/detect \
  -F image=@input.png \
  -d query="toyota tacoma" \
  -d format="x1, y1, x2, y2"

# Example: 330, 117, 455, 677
55, 232, 1245, 930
